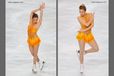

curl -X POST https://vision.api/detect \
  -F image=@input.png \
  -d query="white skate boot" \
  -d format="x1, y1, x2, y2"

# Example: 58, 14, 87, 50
32, 64, 37, 73
80, 64, 84, 73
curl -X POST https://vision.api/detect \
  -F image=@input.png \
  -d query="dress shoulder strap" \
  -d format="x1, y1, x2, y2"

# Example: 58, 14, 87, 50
81, 13, 89, 22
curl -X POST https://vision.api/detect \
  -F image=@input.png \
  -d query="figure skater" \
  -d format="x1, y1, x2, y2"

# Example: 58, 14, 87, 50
27, 2, 45, 73
76, 4, 99, 73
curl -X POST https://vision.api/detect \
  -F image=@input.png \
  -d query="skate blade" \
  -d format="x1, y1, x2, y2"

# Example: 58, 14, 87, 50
80, 71, 83, 73
40, 61, 45, 71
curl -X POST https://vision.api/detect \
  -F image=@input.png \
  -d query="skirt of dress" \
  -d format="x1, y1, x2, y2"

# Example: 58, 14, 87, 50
27, 36, 41, 47
76, 32, 95, 43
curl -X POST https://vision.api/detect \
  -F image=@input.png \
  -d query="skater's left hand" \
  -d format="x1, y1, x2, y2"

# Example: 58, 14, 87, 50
40, 2, 45, 9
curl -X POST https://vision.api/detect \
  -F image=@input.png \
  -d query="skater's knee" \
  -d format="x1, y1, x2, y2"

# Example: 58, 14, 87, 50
94, 46, 99, 52
33, 57, 37, 61
33, 54, 37, 58
79, 50, 84, 55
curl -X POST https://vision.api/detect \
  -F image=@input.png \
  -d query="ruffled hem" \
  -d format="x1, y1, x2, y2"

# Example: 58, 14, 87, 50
76, 32, 95, 43
27, 36, 41, 46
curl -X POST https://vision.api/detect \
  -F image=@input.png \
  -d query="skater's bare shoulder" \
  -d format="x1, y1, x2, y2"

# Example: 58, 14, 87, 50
77, 16, 83, 22
88, 13, 95, 17
88, 13, 92, 16
88, 13, 92, 14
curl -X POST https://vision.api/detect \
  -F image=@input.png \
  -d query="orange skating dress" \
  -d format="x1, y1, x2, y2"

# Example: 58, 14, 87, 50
27, 22, 41, 46
76, 13, 95, 43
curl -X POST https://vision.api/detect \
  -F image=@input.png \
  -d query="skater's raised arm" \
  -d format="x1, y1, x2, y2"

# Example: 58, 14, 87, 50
38, 3, 45, 26
29, 8, 41, 26
38, 9, 43, 25
32, 8, 41, 13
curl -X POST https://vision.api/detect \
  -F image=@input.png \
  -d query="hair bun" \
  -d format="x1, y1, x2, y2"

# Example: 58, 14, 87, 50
33, 13, 35, 15
80, 4, 85, 7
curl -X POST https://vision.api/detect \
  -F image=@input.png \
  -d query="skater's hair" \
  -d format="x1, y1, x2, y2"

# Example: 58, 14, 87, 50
32, 13, 38, 19
79, 4, 86, 11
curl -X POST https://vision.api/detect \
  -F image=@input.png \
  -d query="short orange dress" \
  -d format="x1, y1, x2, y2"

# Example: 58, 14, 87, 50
76, 13, 95, 43
27, 22, 41, 46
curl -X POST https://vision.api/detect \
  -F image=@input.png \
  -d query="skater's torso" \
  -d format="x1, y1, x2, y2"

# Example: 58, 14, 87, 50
28, 22, 39, 39
80, 13, 91, 35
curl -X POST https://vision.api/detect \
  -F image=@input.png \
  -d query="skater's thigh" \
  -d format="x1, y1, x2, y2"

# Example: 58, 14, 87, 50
78, 40, 85, 50
29, 45, 34, 52
33, 44, 40, 55
88, 40, 99, 50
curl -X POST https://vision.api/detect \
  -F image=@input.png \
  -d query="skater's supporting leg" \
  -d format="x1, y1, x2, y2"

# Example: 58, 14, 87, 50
78, 40, 85, 64
29, 45, 34, 56
33, 44, 40, 64
29, 45, 40, 62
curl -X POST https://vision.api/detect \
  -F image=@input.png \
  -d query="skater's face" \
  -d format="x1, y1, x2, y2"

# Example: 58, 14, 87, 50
79, 9, 86, 17
33, 17, 38, 24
